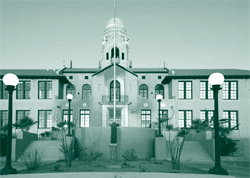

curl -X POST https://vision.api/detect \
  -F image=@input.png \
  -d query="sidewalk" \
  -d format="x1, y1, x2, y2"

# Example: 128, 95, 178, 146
0, 172, 236, 178
181, 161, 250, 178
0, 157, 248, 178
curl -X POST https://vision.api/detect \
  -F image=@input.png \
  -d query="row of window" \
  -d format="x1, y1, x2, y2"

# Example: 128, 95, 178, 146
0, 109, 90, 129
139, 81, 238, 100
0, 81, 52, 99
0, 80, 238, 100
0, 109, 239, 130
141, 110, 238, 130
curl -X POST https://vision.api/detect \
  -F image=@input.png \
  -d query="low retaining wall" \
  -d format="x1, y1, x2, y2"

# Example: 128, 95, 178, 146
13, 131, 38, 161
75, 127, 156, 161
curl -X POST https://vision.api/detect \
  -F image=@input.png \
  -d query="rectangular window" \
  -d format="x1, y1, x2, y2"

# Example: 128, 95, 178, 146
16, 81, 31, 99
0, 81, 8, 99
223, 111, 238, 130
38, 110, 52, 128
0, 110, 8, 127
142, 76, 145, 79
160, 110, 168, 120
122, 53, 124, 60
178, 110, 192, 128
85, 76, 88, 79
141, 110, 151, 127
69, 76, 73, 79
106, 53, 109, 60
16, 110, 30, 124
178, 81, 192, 99
63, 109, 73, 123
80, 109, 90, 127
158, 76, 161, 79
38, 81, 52, 99
200, 81, 213, 99
223, 81, 238, 99
200, 110, 214, 128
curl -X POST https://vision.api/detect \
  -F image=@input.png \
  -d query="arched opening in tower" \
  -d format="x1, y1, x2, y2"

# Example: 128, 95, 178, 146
111, 47, 120, 58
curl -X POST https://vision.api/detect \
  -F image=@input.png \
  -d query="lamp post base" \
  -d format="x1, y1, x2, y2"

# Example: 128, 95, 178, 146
0, 166, 17, 175
156, 134, 163, 137
209, 165, 228, 175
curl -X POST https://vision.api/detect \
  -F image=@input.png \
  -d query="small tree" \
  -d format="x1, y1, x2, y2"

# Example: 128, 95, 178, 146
57, 121, 74, 167
192, 117, 239, 156
166, 126, 190, 170
13, 117, 37, 132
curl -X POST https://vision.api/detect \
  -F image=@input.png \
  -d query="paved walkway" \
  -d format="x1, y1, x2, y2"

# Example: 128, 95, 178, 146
181, 161, 249, 178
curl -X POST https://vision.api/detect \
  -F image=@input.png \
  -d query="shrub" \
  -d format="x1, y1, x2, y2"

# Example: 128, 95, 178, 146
82, 148, 102, 162
74, 138, 83, 159
39, 131, 50, 137
220, 135, 238, 156
13, 117, 37, 132
122, 149, 138, 161
54, 164, 62, 171
20, 149, 43, 170
139, 164, 147, 172
59, 140, 74, 167
145, 152, 152, 162
0, 133, 7, 156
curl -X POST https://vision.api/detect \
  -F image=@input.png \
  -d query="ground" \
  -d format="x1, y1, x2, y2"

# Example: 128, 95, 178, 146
17, 160, 208, 174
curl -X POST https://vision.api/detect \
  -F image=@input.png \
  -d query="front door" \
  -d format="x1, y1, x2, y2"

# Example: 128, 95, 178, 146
108, 108, 122, 126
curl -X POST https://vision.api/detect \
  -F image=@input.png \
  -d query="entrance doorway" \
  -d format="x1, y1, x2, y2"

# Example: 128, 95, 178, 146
108, 108, 122, 126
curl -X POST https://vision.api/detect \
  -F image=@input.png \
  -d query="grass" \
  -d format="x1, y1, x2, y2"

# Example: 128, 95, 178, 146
17, 160, 209, 174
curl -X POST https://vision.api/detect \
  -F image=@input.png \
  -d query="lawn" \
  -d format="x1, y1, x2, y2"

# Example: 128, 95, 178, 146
18, 159, 208, 174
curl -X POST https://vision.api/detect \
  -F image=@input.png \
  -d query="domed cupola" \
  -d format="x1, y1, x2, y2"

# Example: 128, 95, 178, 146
99, 18, 132, 68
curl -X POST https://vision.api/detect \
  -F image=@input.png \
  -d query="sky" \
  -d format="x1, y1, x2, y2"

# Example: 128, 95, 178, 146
0, 0, 249, 70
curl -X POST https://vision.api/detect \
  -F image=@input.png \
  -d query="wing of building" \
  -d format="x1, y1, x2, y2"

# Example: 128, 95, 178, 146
0, 18, 249, 140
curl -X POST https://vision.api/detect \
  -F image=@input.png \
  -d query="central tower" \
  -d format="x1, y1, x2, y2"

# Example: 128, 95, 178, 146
99, 18, 132, 68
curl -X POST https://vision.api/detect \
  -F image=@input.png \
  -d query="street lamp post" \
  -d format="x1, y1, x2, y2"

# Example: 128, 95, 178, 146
156, 94, 163, 137
66, 94, 73, 136
208, 73, 228, 175
0, 74, 19, 175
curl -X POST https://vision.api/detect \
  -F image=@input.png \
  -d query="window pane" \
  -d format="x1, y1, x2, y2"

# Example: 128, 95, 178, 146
230, 111, 237, 129
178, 82, 184, 99
155, 84, 164, 99
39, 82, 45, 99
39, 111, 45, 128
230, 82, 237, 99
0, 111, 8, 126
17, 82, 24, 99
141, 110, 151, 127
223, 111, 229, 128
178, 111, 184, 128
47, 111, 52, 128
186, 111, 192, 128
63, 109, 73, 122
186, 91, 191, 99
46, 82, 52, 99
223, 82, 229, 99
179, 91, 184, 99
25, 82, 31, 99
80, 110, 90, 127
200, 111, 205, 121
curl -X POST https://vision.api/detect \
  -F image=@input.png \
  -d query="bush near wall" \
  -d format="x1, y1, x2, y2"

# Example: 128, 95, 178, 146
0, 133, 7, 156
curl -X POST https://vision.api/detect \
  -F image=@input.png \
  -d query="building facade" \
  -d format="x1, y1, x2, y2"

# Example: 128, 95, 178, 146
0, 18, 249, 143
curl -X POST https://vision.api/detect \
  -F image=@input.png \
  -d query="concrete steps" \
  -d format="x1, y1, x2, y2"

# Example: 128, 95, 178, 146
17, 140, 64, 162
166, 141, 213, 162
181, 141, 212, 161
